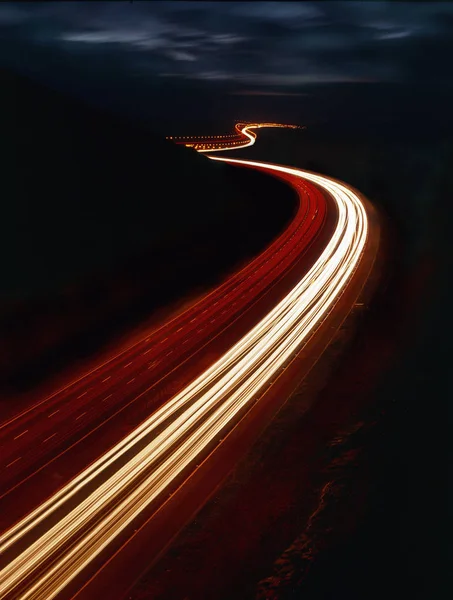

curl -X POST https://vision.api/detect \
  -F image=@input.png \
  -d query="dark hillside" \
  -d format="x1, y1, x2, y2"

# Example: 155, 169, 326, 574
0, 69, 278, 300
0, 70, 296, 393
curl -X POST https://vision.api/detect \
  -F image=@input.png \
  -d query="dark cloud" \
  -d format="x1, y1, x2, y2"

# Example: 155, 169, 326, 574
0, 2, 451, 129
1, 2, 452, 82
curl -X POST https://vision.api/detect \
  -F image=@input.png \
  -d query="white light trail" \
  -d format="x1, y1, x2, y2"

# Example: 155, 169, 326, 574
195, 123, 298, 153
0, 141, 368, 600
197, 124, 256, 152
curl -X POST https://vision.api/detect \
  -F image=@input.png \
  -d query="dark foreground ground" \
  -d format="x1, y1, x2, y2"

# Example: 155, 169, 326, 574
239, 125, 450, 599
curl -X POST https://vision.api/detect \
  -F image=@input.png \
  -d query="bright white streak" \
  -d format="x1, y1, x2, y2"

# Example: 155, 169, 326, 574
0, 157, 368, 600
197, 124, 256, 152
196, 123, 296, 153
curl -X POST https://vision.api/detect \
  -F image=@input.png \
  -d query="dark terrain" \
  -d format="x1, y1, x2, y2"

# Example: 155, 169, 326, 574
0, 69, 296, 395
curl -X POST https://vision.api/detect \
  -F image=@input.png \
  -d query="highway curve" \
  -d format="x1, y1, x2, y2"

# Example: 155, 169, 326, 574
0, 124, 379, 600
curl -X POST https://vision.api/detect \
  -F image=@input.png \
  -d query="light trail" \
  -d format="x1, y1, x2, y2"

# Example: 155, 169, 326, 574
196, 122, 258, 152
173, 122, 300, 153
0, 127, 301, 434
0, 132, 368, 600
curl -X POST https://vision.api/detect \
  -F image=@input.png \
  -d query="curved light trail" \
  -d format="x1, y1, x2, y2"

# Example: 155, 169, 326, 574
0, 127, 369, 600
197, 123, 257, 152
169, 122, 301, 153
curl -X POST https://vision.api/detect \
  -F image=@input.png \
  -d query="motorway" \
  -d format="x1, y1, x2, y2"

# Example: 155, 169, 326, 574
0, 124, 375, 599
0, 169, 325, 525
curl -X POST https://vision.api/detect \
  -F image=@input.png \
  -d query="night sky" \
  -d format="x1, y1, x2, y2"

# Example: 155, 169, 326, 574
1, 1, 452, 133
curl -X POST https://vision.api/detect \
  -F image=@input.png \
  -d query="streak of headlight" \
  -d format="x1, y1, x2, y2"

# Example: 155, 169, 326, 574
196, 123, 294, 153
196, 125, 256, 152
0, 157, 368, 600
